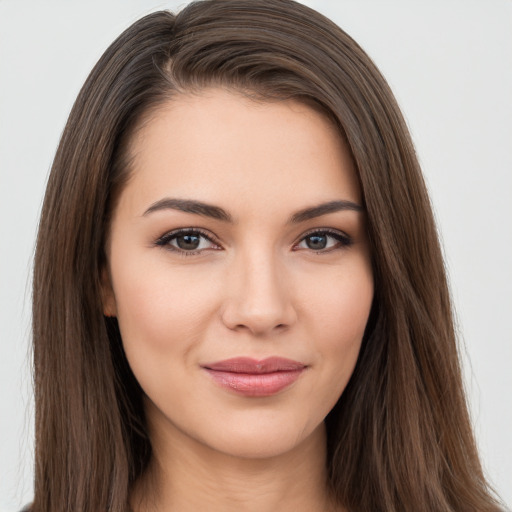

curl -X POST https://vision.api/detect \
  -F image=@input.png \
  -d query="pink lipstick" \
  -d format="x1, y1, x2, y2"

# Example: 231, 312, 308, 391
202, 357, 306, 397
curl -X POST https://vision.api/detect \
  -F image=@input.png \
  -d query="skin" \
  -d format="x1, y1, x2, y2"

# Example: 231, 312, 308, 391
102, 89, 374, 512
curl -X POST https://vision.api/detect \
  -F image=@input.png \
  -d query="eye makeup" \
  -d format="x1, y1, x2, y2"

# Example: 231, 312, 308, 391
293, 228, 353, 253
154, 226, 353, 257
155, 227, 221, 256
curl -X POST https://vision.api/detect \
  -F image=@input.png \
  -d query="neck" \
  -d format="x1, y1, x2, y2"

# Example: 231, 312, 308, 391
131, 416, 339, 512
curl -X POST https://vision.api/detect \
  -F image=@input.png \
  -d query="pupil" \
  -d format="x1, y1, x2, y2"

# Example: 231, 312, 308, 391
177, 234, 200, 250
307, 234, 327, 250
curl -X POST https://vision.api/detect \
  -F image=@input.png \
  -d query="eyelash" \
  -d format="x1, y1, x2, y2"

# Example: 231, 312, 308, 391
155, 228, 221, 257
155, 228, 353, 257
294, 228, 353, 253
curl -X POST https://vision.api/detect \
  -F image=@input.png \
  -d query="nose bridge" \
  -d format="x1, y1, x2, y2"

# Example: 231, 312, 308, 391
221, 242, 296, 335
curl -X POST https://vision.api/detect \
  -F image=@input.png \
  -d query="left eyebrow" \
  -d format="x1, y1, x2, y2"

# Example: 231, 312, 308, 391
288, 200, 363, 224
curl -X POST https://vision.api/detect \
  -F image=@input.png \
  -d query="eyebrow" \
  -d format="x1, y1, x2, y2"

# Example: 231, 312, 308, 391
143, 198, 363, 223
288, 199, 363, 223
143, 198, 233, 221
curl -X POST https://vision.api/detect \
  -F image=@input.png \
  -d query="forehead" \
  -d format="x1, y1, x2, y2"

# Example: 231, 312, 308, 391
120, 88, 361, 218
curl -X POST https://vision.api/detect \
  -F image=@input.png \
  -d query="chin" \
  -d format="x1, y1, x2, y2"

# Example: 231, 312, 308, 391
194, 415, 326, 461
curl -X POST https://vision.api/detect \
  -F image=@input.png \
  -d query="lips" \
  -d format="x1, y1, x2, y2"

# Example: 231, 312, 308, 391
202, 357, 307, 397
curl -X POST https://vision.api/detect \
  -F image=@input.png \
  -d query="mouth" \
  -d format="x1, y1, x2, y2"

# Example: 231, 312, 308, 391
201, 357, 307, 397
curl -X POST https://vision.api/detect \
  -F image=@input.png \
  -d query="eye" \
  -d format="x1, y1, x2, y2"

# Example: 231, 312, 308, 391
294, 229, 352, 253
155, 228, 221, 255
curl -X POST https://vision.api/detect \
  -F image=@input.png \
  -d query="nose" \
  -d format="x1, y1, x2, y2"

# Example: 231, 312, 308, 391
220, 248, 297, 336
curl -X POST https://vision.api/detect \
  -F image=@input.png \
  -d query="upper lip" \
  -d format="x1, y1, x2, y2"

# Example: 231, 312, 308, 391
202, 357, 306, 374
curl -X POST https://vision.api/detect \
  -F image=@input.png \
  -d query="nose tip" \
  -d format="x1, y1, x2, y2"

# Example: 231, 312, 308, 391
220, 257, 297, 336
222, 304, 293, 335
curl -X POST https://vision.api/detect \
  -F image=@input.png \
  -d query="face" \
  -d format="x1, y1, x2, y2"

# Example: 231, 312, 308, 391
103, 89, 373, 460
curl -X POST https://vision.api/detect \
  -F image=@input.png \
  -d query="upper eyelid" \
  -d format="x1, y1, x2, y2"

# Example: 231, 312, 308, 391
156, 227, 351, 249
157, 226, 348, 237
156, 228, 221, 248
294, 227, 351, 243
298, 227, 349, 237
160, 227, 218, 240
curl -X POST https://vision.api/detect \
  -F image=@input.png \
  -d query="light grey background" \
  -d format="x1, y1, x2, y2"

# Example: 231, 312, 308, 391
1, 1, 510, 510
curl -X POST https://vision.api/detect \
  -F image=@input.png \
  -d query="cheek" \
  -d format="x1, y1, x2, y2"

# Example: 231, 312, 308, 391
303, 254, 373, 338
326, 273, 373, 341
305, 260, 373, 384
109, 251, 222, 367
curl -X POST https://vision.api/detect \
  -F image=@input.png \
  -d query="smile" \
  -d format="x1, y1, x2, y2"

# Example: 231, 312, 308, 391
202, 357, 307, 397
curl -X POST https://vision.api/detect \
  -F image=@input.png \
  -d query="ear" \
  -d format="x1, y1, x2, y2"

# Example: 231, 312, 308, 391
100, 267, 117, 317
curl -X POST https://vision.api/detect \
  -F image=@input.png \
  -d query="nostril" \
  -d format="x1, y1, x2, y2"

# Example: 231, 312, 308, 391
219, 275, 297, 334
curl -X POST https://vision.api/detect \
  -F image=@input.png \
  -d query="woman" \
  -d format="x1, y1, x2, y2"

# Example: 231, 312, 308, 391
30, 0, 504, 511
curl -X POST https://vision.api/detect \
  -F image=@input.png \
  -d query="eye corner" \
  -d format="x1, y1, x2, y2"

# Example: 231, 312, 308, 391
293, 228, 353, 253
154, 227, 223, 256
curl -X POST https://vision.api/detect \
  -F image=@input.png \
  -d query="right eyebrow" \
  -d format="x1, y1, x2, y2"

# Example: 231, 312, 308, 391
143, 198, 233, 222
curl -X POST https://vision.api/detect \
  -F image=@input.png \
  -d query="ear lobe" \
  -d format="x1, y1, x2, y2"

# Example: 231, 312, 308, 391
100, 267, 117, 317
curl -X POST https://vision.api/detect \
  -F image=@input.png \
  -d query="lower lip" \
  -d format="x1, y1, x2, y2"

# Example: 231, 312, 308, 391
204, 369, 305, 397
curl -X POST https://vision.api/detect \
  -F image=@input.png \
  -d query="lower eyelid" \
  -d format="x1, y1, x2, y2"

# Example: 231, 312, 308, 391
155, 229, 351, 253
295, 230, 352, 248
155, 229, 219, 249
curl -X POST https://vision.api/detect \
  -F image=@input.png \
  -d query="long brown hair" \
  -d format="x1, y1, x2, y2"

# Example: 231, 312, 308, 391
32, 1, 503, 511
